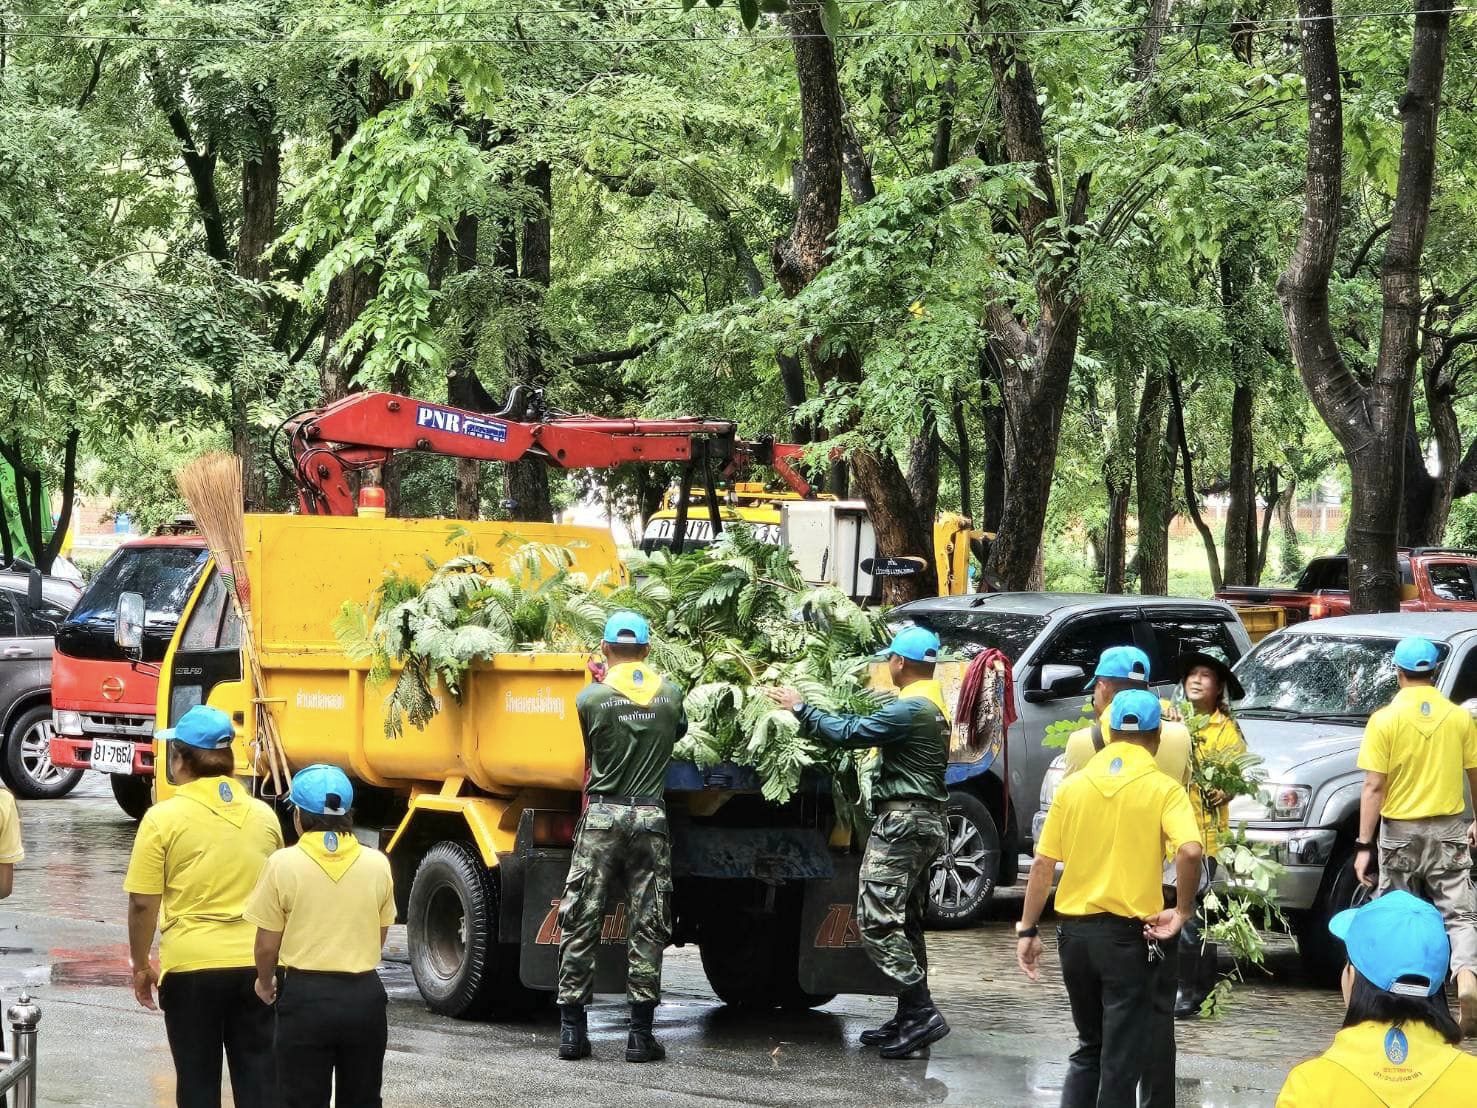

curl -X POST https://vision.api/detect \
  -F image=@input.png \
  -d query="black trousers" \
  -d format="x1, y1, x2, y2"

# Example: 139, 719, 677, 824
1139, 929, 1179, 1108
1057, 915, 1160, 1108
274, 970, 388, 1108
158, 966, 275, 1108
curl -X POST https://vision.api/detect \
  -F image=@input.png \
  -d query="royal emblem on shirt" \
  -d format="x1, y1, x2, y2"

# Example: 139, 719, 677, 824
1384, 1026, 1408, 1064
324, 831, 339, 853
218, 782, 233, 803
1109, 757, 1123, 775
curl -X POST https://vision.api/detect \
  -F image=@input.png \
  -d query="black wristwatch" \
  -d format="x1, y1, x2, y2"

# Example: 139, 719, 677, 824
1354, 840, 1374, 851
1015, 924, 1039, 940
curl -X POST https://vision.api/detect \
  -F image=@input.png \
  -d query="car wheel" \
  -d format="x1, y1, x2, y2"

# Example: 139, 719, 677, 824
1294, 843, 1371, 987
698, 883, 836, 1010
110, 773, 154, 821
3, 706, 83, 799
924, 789, 1000, 928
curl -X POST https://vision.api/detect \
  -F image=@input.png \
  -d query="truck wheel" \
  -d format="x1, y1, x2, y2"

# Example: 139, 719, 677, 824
698, 883, 836, 1010
1295, 844, 1370, 987
924, 789, 1000, 928
3, 706, 83, 800
407, 842, 542, 1019
110, 774, 153, 821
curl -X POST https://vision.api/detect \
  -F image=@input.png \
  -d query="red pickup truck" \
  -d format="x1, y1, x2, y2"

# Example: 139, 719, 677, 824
1216, 549, 1477, 623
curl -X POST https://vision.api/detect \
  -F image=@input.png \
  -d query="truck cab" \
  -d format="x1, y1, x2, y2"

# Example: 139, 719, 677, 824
50, 535, 208, 818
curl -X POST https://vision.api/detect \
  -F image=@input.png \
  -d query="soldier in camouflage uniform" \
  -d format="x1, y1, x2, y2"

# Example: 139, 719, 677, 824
557, 611, 687, 1064
769, 625, 952, 1058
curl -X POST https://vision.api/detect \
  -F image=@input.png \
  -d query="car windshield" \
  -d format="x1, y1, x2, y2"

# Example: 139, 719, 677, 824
894, 609, 1048, 662
68, 545, 208, 628
1233, 634, 1435, 719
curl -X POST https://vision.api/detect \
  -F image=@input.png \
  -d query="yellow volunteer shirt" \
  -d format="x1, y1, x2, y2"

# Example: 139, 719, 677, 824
1038, 741, 1201, 920
1276, 1020, 1477, 1107
0, 790, 23, 864
1063, 704, 1193, 787
1358, 686, 1477, 820
1190, 711, 1247, 860
244, 831, 395, 974
122, 777, 283, 979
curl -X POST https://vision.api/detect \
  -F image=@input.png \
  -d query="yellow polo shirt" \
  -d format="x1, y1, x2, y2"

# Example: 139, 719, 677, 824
1190, 711, 1246, 860
1276, 1020, 1477, 1107
244, 832, 395, 974
1358, 686, 1477, 820
1064, 705, 1193, 786
123, 777, 283, 979
1037, 741, 1201, 920
0, 790, 23, 864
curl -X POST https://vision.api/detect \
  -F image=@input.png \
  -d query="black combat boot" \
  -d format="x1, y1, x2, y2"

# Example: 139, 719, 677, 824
879, 982, 950, 1059
626, 1001, 666, 1063
1175, 940, 1219, 1020
558, 1003, 591, 1060
859, 997, 904, 1046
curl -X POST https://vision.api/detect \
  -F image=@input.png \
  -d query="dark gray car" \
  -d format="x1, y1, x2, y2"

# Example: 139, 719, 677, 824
892, 593, 1252, 926
0, 571, 81, 798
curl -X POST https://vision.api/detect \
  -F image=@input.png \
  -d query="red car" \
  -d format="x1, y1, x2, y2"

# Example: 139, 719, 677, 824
1216, 548, 1477, 623
49, 535, 208, 818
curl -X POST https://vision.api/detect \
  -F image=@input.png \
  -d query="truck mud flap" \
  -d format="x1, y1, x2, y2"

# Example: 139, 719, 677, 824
517, 847, 630, 993
798, 853, 896, 997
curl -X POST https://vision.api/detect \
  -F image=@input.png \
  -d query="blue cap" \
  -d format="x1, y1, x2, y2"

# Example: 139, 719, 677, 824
602, 610, 650, 646
1089, 645, 1152, 688
289, 764, 354, 816
157, 705, 235, 749
880, 626, 941, 663
1331, 890, 1448, 997
1393, 637, 1441, 674
1109, 689, 1162, 732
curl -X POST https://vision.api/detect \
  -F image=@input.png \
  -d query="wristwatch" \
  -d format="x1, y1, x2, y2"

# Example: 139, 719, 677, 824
1354, 840, 1374, 851
1015, 923, 1039, 939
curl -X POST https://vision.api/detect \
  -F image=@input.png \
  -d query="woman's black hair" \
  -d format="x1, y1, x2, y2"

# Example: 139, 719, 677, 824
1343, 969, 1462, 1045
170, 742, 236, 780
296, 810, 354, 834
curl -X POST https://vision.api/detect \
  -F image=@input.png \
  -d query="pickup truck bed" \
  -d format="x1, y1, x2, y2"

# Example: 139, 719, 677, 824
1216, 550, 1477, 623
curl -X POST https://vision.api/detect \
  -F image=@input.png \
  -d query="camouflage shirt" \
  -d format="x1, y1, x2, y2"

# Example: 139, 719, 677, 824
576, 662, 688, 798
795, 680, 950, 804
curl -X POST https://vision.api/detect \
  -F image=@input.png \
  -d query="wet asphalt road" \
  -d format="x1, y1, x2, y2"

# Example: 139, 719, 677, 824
0, 777, 1423, 1106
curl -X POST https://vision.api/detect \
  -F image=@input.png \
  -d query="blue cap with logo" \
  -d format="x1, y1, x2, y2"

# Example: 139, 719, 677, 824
289, 764, 354, 816
1109, 689, 1162, 732
157, 705, 235, 749
1330, 889, 1448, 997
879, 626, 942, 664
1393, 636, 1442, 674
1087, 645, 1152, 690
602, 610, 650, 646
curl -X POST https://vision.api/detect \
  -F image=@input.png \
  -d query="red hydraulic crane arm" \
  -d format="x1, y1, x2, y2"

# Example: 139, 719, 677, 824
282, 391, 811, 515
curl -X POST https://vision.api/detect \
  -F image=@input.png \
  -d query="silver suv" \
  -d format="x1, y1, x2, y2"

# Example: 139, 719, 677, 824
0, 569, 81, 798
891, 593, 1251, 927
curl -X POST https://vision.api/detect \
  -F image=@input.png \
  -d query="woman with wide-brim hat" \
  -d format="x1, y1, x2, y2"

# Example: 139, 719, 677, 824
1172, 648, 1247, 1019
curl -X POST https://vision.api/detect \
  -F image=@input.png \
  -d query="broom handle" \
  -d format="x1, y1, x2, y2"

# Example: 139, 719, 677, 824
233, 597, 290, 794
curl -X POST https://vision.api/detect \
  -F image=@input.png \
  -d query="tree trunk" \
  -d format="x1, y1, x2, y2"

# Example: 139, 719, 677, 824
506, 161, 555, 523
1102, 477, 1129, 593
1278, 475, 1302, 576
979, 348, 1005, 535
1169, 371, 1224, 591
907, 408, 941, 527
1277, 0, 1453, 612
1135, 375, 1172, 594
774, 1, 933, 601
1222, 379, 1257, 585
948, 388, 971, 518
1255, 467, 1280, 582
235, 117, 281, 509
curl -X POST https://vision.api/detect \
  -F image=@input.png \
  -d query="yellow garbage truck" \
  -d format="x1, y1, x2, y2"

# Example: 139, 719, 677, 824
152, 513, 892, 1018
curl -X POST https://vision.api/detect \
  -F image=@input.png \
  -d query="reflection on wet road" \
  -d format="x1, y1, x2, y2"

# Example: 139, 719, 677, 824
0, 777, 1436, 1106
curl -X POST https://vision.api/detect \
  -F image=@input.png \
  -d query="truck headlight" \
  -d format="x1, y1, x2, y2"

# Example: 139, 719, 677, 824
53, 710, 83, 736
1039, 753, 1067, 809
1229, 782, 1312, 823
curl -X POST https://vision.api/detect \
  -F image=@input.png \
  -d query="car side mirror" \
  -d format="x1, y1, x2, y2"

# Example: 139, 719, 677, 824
1023, 663, 1087, 703
115, 592, 145, 659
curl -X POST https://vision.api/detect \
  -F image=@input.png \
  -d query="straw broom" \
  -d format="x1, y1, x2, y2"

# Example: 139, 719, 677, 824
175, 453, 291, 795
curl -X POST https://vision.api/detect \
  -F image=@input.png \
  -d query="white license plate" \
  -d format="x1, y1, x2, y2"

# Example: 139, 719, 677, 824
92, 739, 135, 774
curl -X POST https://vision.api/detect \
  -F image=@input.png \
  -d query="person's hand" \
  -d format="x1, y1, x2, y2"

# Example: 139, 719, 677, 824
1354, 845, 1375, 888
586, 657, 607, 682
1017, 934, 1043, 982
1205, 788, 1229, 807
1144, 909, 1189, 942
132, 963, 159, 1011
254, 976, 278, 1006
765, 687, 803, 712
1468, 820, 1476, 849
1160, 704, 1183, 723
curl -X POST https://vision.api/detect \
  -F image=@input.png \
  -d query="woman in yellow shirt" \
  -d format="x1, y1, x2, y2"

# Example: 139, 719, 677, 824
1173, 649, 1246, 1020
1277, 890, 1475, 1106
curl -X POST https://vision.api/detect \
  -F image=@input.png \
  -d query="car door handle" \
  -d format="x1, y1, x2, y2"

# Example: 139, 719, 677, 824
1, 647, 34, 657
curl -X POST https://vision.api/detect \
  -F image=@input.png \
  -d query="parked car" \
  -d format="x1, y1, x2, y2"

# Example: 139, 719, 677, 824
891, 593, 1252, 927
1216, 548, 1477, 624
0, 571, 80, 798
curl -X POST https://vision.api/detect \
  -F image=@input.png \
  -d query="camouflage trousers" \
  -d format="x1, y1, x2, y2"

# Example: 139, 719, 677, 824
1379, 814, 1477, 977
858, 805, 948, 989
556, 801, 673, 1006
